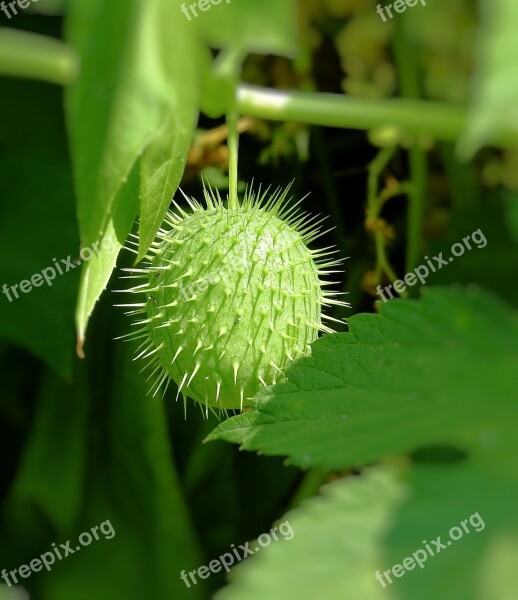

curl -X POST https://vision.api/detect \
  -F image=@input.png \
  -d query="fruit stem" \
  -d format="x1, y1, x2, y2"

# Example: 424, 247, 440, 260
0, 29, 79, 86
226, 106, 239, 210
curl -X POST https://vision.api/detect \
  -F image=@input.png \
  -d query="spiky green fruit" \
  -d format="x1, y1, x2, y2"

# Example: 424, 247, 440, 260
119, 185, 347, 412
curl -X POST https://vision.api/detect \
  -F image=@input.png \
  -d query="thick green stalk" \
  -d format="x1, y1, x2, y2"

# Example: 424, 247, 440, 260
0, 28, 78, 86
237, 85, 518, 148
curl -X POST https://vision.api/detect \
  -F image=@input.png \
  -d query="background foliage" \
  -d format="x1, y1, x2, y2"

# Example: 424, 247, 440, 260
0, 0, 517, 598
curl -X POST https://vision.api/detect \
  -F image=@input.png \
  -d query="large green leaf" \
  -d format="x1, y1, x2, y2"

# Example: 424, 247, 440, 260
0, 79, 77, 377
383, 461, 518, 600
66, 0, 199, 343
5, 368, 89, 537
216, 460, 518, 600
216, 467, 404, 600
458, 0, 518, 157
208, 287, 518, 470
38, 321, 205, 599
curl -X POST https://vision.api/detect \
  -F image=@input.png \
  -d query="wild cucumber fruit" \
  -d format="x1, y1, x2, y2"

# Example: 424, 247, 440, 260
119, 185, 347, 413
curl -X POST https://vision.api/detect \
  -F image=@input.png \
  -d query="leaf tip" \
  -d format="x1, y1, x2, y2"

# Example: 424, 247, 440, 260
76, 337, 86, 360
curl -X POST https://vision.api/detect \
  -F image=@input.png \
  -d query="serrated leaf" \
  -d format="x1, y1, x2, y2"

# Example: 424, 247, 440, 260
208, 287, 518, 470
458, 0, 518, 158
383, 461, 518, 600
216, 467, 405, 600
217, 461, 518, 600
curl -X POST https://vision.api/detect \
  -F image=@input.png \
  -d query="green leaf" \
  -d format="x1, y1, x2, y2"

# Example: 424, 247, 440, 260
66, 0, 199, 340
193, 0, 298, 119
208, 287, 518, 470
216, 467, 405, 600
40, 326, 205, 599
458, 0, 518, 158
74, 168, 139, 353
73, 224, 122, 356
199, 47, 241, 119
0, 79, 77, 377
138, 106, 197, 261
217, 461, 518, 600
383, 461, 518, 600
195, 0, 297, 57
5, 368, 89, 536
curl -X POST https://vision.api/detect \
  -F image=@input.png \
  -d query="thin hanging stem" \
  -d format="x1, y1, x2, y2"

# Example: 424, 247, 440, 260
367, 146, 397, 219
393, 19, 428, 273
366, 146, 413, 295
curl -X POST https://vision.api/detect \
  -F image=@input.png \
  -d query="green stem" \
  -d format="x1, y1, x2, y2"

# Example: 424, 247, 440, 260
0, 28, 78, 86
376, 235, 401, 292
288, 467, 329, 509
367, 146, 397, 218
226, 106, 239, 210
237, 85, 518, 147
394, 19, 428, 272
367, 147, 410, 290
405, 147, 427, 272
